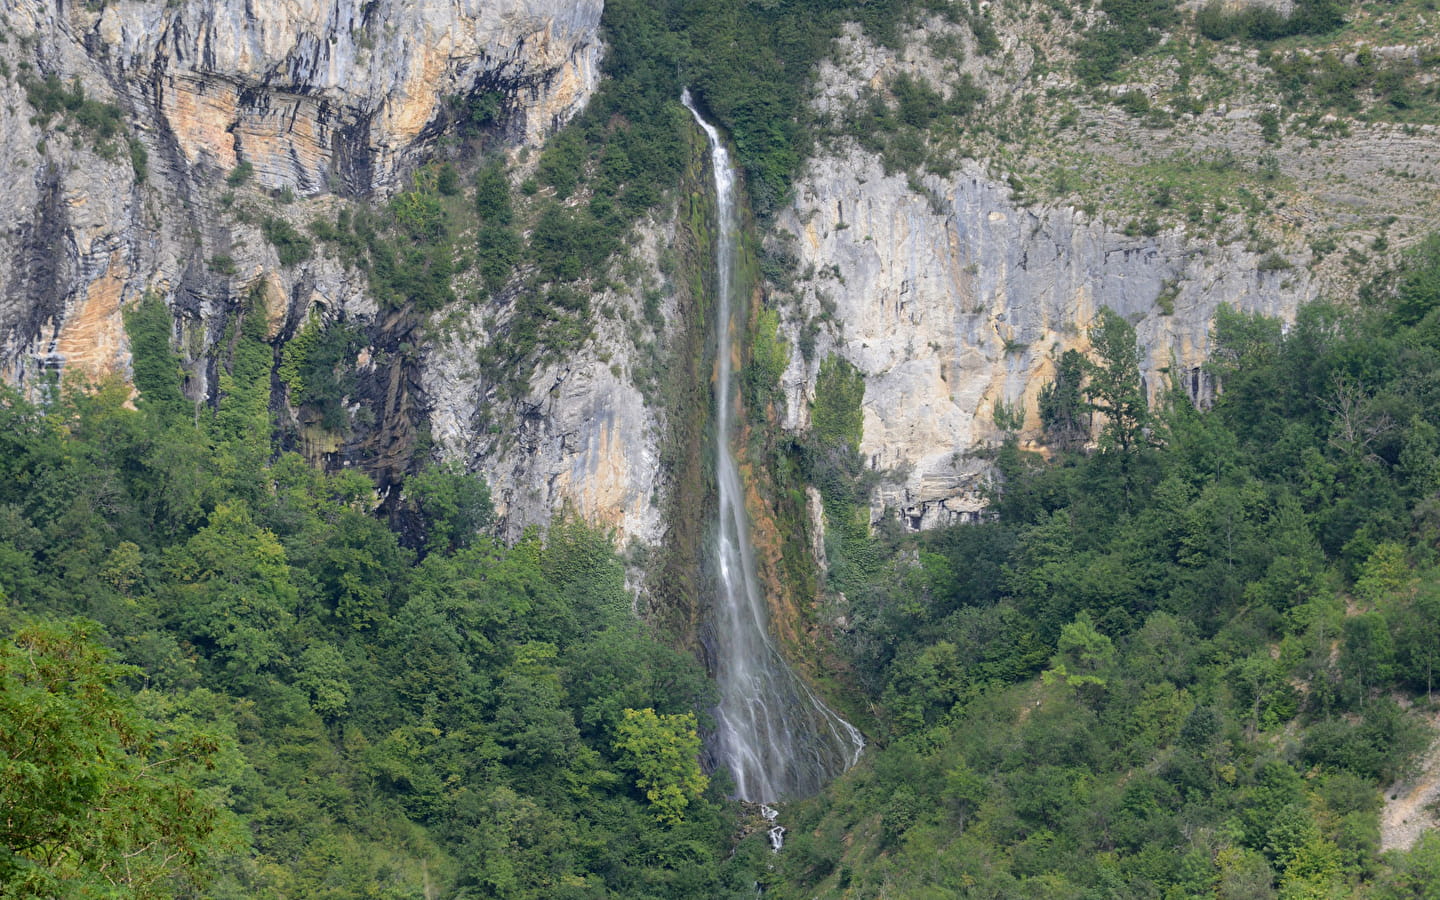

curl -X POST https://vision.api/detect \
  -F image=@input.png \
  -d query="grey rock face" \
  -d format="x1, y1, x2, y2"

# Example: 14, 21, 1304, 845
424, 218, 679, 546
12, 0, 601, 195
775, 147, 1314, 529
0, 0, 601, 410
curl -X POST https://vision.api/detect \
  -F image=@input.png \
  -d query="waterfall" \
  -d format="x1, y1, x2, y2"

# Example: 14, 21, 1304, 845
683, 90, 865, 804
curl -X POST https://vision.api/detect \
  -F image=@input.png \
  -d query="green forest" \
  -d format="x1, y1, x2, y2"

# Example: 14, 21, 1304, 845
758, 235, 1440, 898
12, 238, 1440, 898
7, 0, 1440, 895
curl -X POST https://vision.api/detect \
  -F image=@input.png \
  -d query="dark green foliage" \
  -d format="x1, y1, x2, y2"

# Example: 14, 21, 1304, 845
281, 316, 364, 431
1085, 307, 1150, 454
529, 203, 616, 282
477, 223, 521, 292
1038, 348, 1089, 450
536, 127, 588, 200
0, 358, 735, 897
1394, 233, 1440, 326
226, 160, 254, 187
757, 235, 1440, 897
405, 461, 494, 555
1264, 47, 1430, 121
1258, 109, 1282, 145
475, 160, 515, 225
21, 73, 125, 147
1196, 0, 1345, 42
129, 137, 148, 182
845, 74, 985, 176
261, 217, 313, 267
812, 355, 865, 453
124, 293, 190, 426
447, 89, 504, 136
310, 183, 456, 311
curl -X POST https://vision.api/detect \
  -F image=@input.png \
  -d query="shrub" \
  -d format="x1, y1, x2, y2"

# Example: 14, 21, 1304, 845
262, 217, 313, 266
1257, 251, 1292, 272
227, 160, 254, 187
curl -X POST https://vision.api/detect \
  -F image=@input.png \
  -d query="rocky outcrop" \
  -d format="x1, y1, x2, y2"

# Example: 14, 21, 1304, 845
771, 16, 1440, 532
425, 220, 680, 545
0, 0, 601, 392
774, 148, 1314, 529
15, 0, 601, 195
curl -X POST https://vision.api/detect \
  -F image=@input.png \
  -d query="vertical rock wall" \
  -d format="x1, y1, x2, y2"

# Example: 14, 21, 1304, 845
775, 149, 1316, 529
0, 0, 602, 390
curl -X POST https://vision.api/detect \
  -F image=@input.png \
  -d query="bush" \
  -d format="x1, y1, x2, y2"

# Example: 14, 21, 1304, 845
128, 138, 148, 182
1257, 251, 1292, 272
529, 205, 614, 282
475, 162, 514, 224
21, 73, 125, 149
262, 217, 313, 266
227, 160, 254, 187
1197, 0, 1345, 43
812, 355, 865, 452
1074, 0, 1178, 84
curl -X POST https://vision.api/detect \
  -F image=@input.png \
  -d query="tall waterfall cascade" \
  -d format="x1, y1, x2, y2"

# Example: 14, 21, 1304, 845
683, 90, 865, 804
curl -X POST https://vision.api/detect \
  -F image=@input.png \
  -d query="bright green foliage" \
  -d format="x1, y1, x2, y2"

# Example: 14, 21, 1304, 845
0, 620, 228, 897
161, 502, 298, 684
1355, 541, 1411, 604
123, 293, 189, 426
812, 354, 865, 453
212, 287, 273, 455
800, 352, 883, 600
0, 367, 734, 897
744, 307, 790, 409
613, 708, 708, 824
1042, 611, 1116, 694
276, 309, 320, 397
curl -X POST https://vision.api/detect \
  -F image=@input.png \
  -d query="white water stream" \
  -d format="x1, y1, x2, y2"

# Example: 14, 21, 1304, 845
683, 90, 865, 806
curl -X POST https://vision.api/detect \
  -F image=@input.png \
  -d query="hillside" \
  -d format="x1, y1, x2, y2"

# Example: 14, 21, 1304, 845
2, 0, 1440, 896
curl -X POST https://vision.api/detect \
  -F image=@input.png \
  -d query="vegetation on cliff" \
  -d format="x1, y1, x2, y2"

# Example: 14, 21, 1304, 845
7, 0, 1440, 895
752, 235, 1440, 898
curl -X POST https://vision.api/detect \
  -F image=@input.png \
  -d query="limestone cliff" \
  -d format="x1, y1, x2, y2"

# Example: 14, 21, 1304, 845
0, 0, 600, 389
769, 18, 1440, 530
774, 147, 1315, 528
3, 0, 1439, 554
14, 0, 600, 195
424, 219, 681, 545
